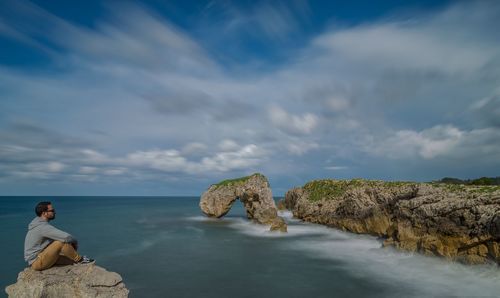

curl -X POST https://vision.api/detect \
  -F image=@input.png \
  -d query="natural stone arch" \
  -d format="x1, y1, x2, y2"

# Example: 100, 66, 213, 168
199, 173, 287, 232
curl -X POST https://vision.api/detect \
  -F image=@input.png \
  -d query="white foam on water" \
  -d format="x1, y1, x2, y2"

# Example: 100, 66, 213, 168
221, 216, 348, 239
185, 215, 218, 222
220, 213, 351, 239
283, 223, 500, 297
222, 214, 500, 296
278, 210, 295, 220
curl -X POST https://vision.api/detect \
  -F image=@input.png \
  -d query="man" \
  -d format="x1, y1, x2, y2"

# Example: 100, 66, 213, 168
24, 201, 94, 271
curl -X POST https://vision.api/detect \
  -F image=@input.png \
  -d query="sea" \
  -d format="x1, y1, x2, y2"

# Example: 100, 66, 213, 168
1, 196, 500, 298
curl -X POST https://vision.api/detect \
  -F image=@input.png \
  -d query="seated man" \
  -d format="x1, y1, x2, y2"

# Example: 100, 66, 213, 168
24, 201, 94, 271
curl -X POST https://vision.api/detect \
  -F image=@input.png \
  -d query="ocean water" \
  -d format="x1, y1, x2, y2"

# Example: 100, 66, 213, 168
1, 196, 500, 298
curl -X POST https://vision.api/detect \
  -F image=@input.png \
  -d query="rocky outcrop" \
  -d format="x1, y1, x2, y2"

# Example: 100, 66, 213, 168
200, 173, 287, 232
285, 179, 500, 265
5, 264, 129, 297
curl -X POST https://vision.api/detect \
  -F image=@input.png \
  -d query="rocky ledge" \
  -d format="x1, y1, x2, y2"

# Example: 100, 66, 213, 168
284, 179, 500, 265
200, 173, 287, 232
6, 263, 129, 297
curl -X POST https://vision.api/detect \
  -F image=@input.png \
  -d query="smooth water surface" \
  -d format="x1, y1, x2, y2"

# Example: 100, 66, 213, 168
1, 196, 500, 297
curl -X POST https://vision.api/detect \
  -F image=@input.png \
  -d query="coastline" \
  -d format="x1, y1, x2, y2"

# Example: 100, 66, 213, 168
283, 179, 500, 265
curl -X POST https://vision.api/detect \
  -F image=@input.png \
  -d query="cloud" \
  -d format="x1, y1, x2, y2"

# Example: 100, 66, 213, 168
65, 5, 217, 74
80, 149, 109, 164
126, 149, 187, 172
326, 96, 350, 112
144, 87, 213, 115
365, 125, 463, 159
470, 92, 500, 128
313, 6, 498, 76
0, 1, 500, 194
0, 137, 267, 183
211, 100, 257, 122
103, 168, 127, 176
79, 166, 98, 174
218, 139, 239, 151
26, 161, 65, 173
325, 166, 348, 170
0, 121, 88, 150
124, 144, 266, 174
249, 3, 299, 39
0, 1, 219, 77
212, 1, 309, 40
1, 160, 66, 180
365, 125, 500, 161
45, 162, 66, 172
181, 142, 207, 155
198, 144, 266, 172
269, 105, 318, 135
392, 125, 463, 159
287, 142, 319, 156
0, 18, 55, 55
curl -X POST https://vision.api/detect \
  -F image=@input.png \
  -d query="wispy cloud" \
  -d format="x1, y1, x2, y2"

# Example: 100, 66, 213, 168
364, 125, 500, 161
325, 166, 348, 171
207, 0, 310, 40
0, 1, 499, 194
269, 105, 318, 135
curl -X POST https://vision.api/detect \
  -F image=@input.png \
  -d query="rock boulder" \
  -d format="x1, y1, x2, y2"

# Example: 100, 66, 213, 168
6, 263, 129, 297
285, 179, 500, 265
200, 173, 287, 232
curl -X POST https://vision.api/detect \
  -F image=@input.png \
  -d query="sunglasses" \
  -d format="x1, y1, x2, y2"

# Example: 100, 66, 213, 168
46, 209, 56, 213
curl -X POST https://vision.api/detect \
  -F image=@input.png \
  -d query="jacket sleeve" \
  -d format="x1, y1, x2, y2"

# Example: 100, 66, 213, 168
41, 224, 77, 243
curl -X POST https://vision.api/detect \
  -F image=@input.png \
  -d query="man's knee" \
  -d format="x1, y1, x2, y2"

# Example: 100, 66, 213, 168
61, 242, 77, 251
50, 240, 64, 248
31, 261, 43, 271
31, 241, 65, 271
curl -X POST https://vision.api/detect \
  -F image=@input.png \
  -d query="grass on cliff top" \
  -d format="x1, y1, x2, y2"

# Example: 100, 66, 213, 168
430, 176, 500, 194
303, 179, 415, 202
431, 182, 500, 194
470, 185, 500, 193
212, 173, 268, 189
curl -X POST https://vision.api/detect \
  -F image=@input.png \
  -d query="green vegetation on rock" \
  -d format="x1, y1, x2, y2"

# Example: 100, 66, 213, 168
431, 179, 500, 194
304, 180, 349, 201
432, 183, 467, 193
471, 185, 500, 193
303, 179, 416, 202
213, 173, 268, 189
381, 181, 415, 187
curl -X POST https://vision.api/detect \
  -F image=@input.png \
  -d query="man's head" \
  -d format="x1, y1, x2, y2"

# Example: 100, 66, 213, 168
35, 201, 56, 221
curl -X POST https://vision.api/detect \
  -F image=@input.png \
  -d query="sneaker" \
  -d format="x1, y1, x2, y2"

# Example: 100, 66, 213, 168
78, 256, 95, 264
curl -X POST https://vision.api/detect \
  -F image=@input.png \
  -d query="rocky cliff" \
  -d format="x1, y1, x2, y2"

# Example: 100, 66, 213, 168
284, 179, 500, 265
6, 263, 129, 297
200, 173, 287, 232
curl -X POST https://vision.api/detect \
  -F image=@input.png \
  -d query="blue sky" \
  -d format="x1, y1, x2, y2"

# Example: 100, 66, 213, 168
0, 0, 499, 196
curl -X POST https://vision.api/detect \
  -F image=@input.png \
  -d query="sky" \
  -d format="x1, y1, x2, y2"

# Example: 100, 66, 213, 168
0, 0, 499, 196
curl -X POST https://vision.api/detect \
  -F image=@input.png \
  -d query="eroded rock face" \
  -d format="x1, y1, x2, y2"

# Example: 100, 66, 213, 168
5, 264, 129, 298
285, 180, 500, 265
200, 173, 287, 232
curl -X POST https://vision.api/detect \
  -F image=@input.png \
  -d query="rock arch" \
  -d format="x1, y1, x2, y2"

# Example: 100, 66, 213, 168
199, 173, 287, 232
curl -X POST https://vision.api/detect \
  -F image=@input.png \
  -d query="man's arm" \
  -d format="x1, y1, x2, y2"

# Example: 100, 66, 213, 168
40, 223, 77, 244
